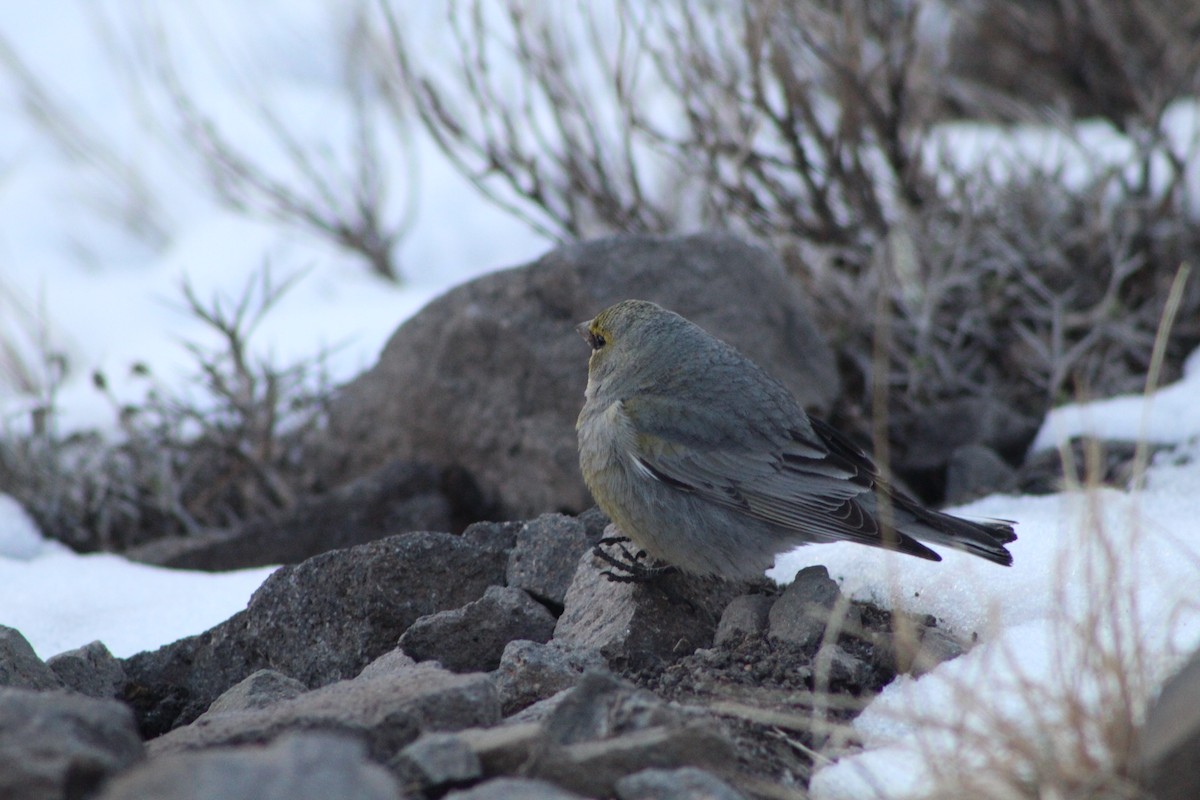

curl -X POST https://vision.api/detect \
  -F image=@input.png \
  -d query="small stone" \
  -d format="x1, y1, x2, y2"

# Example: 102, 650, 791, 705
0, 625, 62, 690
400, 586, 557, 673
506, 514, 598, 607
444, 777, 586, 800
201, 669, 307, 716
491, 640, 607, 716
46, 640, 124, 698
1139, 646, 1200, 800
714, 595, 774, 646
0, 687, 143, 800
615, 766, 746, 800
909, 627, 967, 678
768, 567, 858, 651
391, 732, 482, 793
99, 731, 398, 800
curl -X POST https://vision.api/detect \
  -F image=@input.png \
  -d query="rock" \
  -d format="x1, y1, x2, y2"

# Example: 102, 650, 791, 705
529, 723, 737, 798
906, 626, 967, 678
768, 566, 859, 651
554, 542, 747, 670
1018, 437, 1166, 495
400, 586, 558, 673
151, 662, 500, 761
507, 513, 600, 608
201, 669, 307, 716
541, 671, 691, 746
99, 731, 399, 800
713, 594, 775, 646
462, 520, 523, 553
893, 396, 1037, 475
615, 766, 747, 800
444, 777, 587, 800
390, 732, 482, 794
122, 531, 507, 735
812, 644, 874, 690
0, 687, 143, 800
944, 444, 1018, 505
316, 232, 840, 518
1139, 647, 1200, 800
125, 460, 485, 570
491, 640, 607, 716
0, 625, 62, 690
46, 640, 125, 699
454, 723, 546, 777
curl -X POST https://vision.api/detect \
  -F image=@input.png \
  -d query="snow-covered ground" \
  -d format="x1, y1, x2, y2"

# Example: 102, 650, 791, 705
2, 2, 1200, 797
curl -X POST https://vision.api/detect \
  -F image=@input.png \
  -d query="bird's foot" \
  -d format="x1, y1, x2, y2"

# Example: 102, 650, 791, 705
593, 536, 677, 583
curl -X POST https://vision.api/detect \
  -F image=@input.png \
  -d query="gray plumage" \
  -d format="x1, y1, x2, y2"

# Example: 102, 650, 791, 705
576, 299, 1016, 579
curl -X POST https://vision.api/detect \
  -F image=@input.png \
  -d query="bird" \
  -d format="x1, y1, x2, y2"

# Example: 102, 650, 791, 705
575, 299, 1016, 580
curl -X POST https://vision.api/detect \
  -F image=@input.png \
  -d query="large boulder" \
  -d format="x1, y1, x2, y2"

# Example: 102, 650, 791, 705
315, 233, 840, 518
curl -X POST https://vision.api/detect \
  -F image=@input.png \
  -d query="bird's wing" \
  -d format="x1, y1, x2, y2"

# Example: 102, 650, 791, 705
620, 396, 932, 554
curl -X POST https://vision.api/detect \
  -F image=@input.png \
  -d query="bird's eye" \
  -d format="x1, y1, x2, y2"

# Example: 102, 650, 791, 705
588, 331, 607, 351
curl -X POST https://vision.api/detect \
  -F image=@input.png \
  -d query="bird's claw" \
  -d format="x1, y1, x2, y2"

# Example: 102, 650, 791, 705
593, 536, 676, 583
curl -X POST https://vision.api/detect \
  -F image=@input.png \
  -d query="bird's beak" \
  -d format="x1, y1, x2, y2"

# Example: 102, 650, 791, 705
575, 321, 592, 341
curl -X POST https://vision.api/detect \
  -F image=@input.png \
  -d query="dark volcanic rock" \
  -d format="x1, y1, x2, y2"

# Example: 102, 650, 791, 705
507, 513, 600, 608
491, 640, 607, 716
99, 732, 399, 800
444, 777, 586, 800
0, 625, 62, 691
126, 460, 484, 570
316, 232, 840, 518
0, 687, 143, 800
1139, 646, 1200, 800
46, 640, 124, 698
615, 766, 747, 800
390, 731, 483, 794
151, 661, 499, 761
768, 565, 859, 651
944, 444, 1018, 505
553, 539, 750, 671
714, 594, 776, 646
122, 531, 507, 735
893, 396, 1037, 475
200, 669, 307, 716
400, 586, 558, 673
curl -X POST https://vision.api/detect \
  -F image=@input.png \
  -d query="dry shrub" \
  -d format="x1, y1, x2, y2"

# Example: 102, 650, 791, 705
0, 268, 333, 551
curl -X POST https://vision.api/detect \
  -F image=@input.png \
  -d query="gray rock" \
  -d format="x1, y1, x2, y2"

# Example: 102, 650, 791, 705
908, 626, 967, 678
316, 232, 840, 518
541, 671, 689, 746
390, 732, 482, 793
201, 669, 307, 716
491, 640, 607, 716
356, 648, 419, 679
812, 644, 874, 689
768, 566, 859, 651
554, 541, 746, 670
46, 640, 125, 698
944, 444, 1018, 505
122, 531, 507, 735
615, 766, 746, 800
713, 595, 775, 646
529, 723, 737, 798
894, 396, 1037, 474
100, 731, 399, 800
454, 723, 546, 777
400, 586, 557, 673
151, 662, 500, 761
444, 777, 586, 800
126, 460, 481, 570
507, 513, 599, 607
463, 520, 523, 553
1139, 647, 1200, 800
0, 625, 62, 690
0, 687, 143, 800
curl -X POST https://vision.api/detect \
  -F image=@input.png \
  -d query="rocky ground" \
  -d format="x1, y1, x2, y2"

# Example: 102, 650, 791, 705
2, 233, 1195, 799
0, 510, 979, 800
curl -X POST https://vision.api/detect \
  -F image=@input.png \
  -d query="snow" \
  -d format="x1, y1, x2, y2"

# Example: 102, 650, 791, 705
2, 2, 1200, 796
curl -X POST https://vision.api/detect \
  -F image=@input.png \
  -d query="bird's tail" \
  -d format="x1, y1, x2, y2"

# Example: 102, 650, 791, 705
898, 500, 1017, 566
